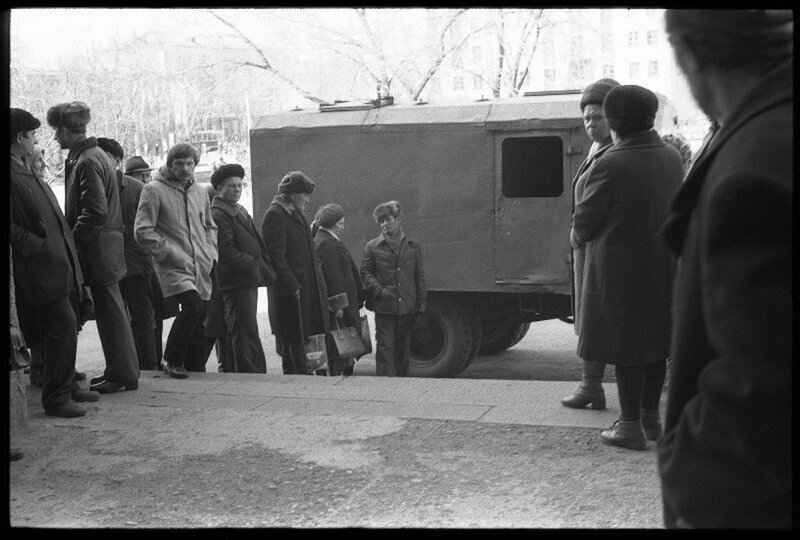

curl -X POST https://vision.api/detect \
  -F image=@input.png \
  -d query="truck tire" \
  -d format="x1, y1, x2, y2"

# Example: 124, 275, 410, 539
409, 297, 479, 378
478, 322, 531, 356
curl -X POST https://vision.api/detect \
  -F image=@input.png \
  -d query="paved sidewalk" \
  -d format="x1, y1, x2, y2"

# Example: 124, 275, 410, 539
9, 372, 666, 528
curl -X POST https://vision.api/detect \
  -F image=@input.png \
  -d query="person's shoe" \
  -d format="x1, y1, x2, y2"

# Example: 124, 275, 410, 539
561, 384, 606, 410
641, 409, 663, 441
45, 401, 86, 418
601, 419, 647, 451
90, 375, 105, 386
10, 447, 23, 461
75, 371, 87, 381
29, 370, 44, 387
161, 360, 188, 379
72, 388, 100, 402
91, 379, 139, 393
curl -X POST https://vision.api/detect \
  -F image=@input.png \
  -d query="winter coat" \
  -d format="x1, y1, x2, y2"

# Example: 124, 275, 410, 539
260, 196, 329, 342
10, 155, 84, 305
64, 136, 126, 286
360, 232, 427, 316
571, 129, 682, 366
571, 138, 614, 336
314, 228, 365, 332
657, 61, 792, 529
116, 171, 154, 277
211, 196, 276, 291
134, 165, 218, 301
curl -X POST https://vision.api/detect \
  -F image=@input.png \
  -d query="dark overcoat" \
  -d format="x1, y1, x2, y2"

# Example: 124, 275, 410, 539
64, 136, 126, 286
116, 171, 153, 277
571, 129, 682, 366
314, 228, 365, 332
10, 156, 84, 306
657, 61, 792, 529
260, 198, 329, 342
211, 196, 276, 291
570, 138, 614, 336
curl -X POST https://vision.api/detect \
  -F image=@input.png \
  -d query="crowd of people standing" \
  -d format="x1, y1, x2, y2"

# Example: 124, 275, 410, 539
8, 8, 791, 529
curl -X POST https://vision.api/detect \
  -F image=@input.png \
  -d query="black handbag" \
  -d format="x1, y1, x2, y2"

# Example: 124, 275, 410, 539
330, 317, 368, 359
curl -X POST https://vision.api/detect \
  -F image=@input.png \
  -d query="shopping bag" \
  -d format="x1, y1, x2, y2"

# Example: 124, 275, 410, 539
295, 293, 328, 374
330, 318, 368, 359
358, 311, 373, 357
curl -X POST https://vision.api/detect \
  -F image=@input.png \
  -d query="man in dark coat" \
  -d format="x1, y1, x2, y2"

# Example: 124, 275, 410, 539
260, 171, 329, 375
47, 102, 139, 393
211, 163, 276, 373
9, 108, 99, 417
361, 201, 427, 377
659, 10, 792, 529
313, 203, 366, 376
571, 85, 683, 450
97, 138, 159, 371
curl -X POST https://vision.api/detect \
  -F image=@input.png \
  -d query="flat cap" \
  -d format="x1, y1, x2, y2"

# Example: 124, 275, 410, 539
124, 156, 153, 174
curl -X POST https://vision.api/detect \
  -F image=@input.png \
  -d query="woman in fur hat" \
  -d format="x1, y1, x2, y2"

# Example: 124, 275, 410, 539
312, 204, 366, 376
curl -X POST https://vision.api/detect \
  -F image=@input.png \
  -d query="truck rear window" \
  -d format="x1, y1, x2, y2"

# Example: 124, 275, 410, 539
501, 136, 563, 198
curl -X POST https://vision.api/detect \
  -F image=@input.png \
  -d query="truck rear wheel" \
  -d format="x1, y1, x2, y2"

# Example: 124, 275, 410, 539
478, 322, 531, 356
409, 297, 480, 378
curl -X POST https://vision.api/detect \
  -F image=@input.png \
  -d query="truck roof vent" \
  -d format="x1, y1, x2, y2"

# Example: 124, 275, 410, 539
319, 95, 394, 112
523, 89, 583, 97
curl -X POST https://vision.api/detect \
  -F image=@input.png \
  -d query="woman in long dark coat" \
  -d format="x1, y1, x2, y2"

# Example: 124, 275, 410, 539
312, 204, 366, 376
571, 85, 683, 450
211, 164, 276, 373
561, 78, 620, 411
260, 171, 329, 375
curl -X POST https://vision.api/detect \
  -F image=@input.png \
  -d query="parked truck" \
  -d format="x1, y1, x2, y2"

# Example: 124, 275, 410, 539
250, 91, 675, 378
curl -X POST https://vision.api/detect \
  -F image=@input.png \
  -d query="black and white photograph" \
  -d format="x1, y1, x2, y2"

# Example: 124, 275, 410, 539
7, 7, 792, 529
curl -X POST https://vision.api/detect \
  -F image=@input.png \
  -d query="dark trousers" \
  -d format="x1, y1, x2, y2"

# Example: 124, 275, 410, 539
223, 288, 267, 373
119, 273, 158, 370
280, 340, 307, 375
164, 290, 208, 370
375, 313, 415, 377
36, 295, 79, 411
615, 360, 667, 421
92, 282, 140, 384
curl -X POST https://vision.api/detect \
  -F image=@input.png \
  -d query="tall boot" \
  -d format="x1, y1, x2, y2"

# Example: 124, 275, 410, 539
601, 418, 646, 451
641, 408, 662, 441
561, 360, 606, 409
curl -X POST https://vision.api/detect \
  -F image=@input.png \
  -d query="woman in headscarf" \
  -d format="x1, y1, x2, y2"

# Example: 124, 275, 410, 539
312, 204, 366, 376
561, 78, 620, 411
571, 85, 683, 450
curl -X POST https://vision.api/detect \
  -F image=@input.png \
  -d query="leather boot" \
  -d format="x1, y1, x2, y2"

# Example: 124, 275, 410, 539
601, 419, 646, 451
641, 408, 662, 441
561, 360, 606, 409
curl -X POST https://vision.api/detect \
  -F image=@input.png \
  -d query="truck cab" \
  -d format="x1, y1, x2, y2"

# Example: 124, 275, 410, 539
250, 91, 671, 377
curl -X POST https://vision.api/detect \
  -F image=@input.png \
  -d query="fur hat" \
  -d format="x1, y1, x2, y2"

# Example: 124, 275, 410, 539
373, 200, 402, 222
580, 78, 621, 111
211, 163, 245, 189
10, 108, 41, 139
314, 203, 346, 229
278, 171, 314, 194
124, 156, 152, 174
603, 85, 659, 137
46, 102, 91, 134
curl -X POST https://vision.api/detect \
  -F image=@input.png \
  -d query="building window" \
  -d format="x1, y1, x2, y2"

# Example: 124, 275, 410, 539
648, 61, 659, 77
544, 68, 556, 82
647, 29, 658, 46
569, 59, 591, 81
629, 62, 640, 78
628, 31, 638, 47
501, 136, 564, 198
603, 64, 615, 78
453, 76, 465, 91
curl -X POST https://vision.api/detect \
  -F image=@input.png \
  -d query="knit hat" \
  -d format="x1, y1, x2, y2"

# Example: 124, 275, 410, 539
373, 200, 402, 222
124, 156, 152, 174
314, 203, 346, 229
10, 108, 41, 139
278, 171, 314, 194
603, 85, 659, 136
580, 78, 621, 111
210, 163, 245, 189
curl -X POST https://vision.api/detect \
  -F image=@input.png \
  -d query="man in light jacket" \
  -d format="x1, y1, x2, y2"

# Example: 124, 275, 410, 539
134, 143, 218, 379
